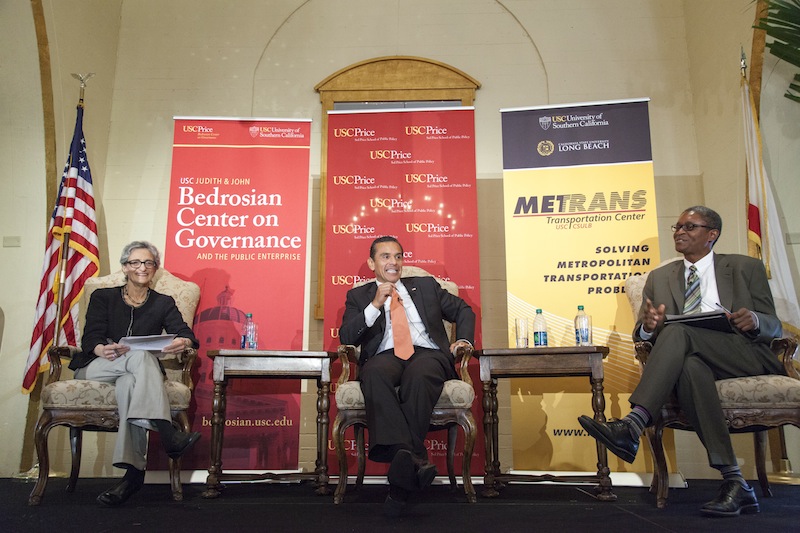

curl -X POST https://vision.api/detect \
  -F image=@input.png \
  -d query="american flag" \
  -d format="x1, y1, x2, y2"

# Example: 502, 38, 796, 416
23, 105, 100, 393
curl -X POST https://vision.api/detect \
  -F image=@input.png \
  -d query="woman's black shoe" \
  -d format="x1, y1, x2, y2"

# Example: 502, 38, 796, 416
164, 431, 201, 459
96, 469, 145, 506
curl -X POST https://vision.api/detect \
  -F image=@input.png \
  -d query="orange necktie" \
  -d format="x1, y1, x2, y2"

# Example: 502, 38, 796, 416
390, 286, 414, 360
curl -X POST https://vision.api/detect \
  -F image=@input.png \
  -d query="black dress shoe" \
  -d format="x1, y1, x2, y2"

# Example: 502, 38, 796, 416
383, 487, 408, 518
416, 462, 437, 490
96, 469, 145, 507
164, 431, 201, 459
578, 415, 638, 463
387, 449, 417, 492
701, 480, 759, 517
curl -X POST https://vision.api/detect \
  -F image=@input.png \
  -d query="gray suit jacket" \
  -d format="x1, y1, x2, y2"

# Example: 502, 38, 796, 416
634, 253, 782, 346
339, 276, 475, 366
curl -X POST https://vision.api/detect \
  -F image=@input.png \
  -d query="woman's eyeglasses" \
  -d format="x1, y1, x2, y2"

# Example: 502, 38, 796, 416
125, 260, 157, 269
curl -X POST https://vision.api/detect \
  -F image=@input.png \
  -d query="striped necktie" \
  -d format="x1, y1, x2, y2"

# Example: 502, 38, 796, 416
683, 265, 701, 315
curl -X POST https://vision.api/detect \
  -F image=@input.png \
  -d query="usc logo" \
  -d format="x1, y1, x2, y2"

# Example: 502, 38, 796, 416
330, 275, 369, 286
333, 128, 376, 138
182, 125, 213, 133
405, 125, 448, 136
405, 223, 450, 233
332, 175, 375, 185
331, 224, 376, 235
370, 150, 412, 160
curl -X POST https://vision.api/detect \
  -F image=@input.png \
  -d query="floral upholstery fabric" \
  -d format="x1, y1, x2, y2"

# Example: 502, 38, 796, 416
42, 379, 192, 410
717, 375, 800, 408
335, 379, 475, 410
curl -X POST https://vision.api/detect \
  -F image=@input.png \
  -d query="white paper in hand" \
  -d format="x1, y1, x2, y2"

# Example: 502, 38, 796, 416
119, 334, 177, 352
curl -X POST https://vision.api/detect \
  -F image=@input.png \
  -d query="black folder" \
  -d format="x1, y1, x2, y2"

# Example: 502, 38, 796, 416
664, 310, 733, 333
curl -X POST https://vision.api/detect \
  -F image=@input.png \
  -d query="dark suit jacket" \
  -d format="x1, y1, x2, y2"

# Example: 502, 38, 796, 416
634, 253, 782, 346
339, 276, 475, 366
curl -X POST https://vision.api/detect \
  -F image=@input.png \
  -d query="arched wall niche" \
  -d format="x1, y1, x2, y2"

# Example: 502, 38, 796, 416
314, 56, 481, 317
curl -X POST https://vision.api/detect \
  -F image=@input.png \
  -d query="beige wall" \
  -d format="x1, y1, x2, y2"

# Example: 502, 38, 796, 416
2, 0, 797, 481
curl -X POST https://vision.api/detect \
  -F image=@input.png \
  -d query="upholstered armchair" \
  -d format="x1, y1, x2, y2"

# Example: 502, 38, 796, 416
28, 269, 200, 506
625, 271, 800, 509
332, 266, 478, 504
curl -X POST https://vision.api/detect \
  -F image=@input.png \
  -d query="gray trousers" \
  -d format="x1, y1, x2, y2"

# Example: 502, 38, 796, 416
629, 323, 779, 467
76, 350, 170, 470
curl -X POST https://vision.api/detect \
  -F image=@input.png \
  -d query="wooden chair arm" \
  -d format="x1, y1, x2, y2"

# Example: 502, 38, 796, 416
772, 337, 799, 380
453, 344, 473, 386
337, 345, 359, 385
159, 347, 198, 389
45, 345, 80, 385
633, 340, 653, 366
179, 348, 198, 389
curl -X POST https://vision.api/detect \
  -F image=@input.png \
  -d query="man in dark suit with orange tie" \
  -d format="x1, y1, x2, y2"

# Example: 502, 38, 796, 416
579, 205, 785, 517
339, 235, 475, 516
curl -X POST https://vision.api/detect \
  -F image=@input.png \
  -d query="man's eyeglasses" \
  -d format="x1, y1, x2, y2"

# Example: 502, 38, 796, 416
125, 260, 157, 269
671, 223, 714, 233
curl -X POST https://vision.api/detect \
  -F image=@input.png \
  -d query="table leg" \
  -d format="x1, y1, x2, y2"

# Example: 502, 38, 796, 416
315, 380, 331, 495
591, 375, 616, 501
202, 379, 227, 498
481, 379, 500, 497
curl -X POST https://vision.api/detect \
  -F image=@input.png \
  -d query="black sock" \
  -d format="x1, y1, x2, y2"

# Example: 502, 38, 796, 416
152, 419, 177, 441
122, 465, 145, 483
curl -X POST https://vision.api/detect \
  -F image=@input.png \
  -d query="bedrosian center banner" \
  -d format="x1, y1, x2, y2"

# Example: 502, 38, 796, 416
149, 117, 312, 472
501, 99, 662, 474
323, 107, 483, 475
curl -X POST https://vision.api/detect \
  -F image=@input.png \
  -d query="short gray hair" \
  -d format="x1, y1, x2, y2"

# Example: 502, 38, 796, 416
120, 241, 161, 267
683, 205, 722, 247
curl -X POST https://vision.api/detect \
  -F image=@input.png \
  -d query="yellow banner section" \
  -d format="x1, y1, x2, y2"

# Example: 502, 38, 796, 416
502, 99, 666, 473
504, 163, 663, 472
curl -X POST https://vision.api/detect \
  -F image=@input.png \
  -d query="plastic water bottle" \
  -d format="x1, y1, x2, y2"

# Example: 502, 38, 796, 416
242, 313, 258, 349
532, 309, 548, 346
574, 305, 591, 346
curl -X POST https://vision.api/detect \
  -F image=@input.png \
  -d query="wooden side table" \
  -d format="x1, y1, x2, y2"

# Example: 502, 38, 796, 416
478, 346, 616, 501
202, 350, 336, 498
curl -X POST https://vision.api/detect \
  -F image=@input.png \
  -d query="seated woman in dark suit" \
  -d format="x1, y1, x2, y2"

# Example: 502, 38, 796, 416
69, 241, 201, 506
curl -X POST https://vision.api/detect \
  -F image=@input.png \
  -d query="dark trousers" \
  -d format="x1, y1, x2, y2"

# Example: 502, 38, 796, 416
629, 323, 782, 467
360, 347, 456, 463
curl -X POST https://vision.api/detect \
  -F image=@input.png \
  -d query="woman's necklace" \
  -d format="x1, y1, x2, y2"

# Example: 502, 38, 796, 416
122, 285, 150, 307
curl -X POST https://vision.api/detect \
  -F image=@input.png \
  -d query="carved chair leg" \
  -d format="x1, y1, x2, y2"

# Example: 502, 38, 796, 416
753, 430, 773, 497
170, 411, 189, 501
67, 426, 83, 492
446, 424, 457, 489
644, 426, 658, 495
650, 424, 669, 509
332, 415, 349, 504
28, 412, 54, 506
355, 423, 366, 490
459, 411, 478, 503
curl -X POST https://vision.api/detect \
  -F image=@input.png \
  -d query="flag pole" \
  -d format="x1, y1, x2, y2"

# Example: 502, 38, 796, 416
51, 73, 94, 349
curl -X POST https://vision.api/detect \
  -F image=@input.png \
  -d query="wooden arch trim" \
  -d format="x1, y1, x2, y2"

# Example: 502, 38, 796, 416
314, 56, 481, 318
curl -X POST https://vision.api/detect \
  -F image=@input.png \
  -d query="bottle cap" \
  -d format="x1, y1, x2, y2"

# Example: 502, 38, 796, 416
577, 305, 584, 310
246, 313, 253, 318
536, 309, 542, 313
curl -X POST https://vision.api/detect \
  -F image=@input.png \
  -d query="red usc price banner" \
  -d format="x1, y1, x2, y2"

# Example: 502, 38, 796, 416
149, 117, 311, 472
323, 108, 483, 476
